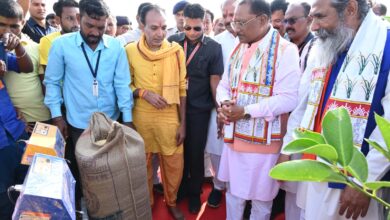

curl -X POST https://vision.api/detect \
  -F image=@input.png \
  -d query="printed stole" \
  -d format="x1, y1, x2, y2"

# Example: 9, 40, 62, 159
224, 30, 281, 145
302, 52, 383, 150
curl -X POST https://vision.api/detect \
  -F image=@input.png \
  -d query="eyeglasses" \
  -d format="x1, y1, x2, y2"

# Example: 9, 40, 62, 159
231, 16, 259, 29
184, 26, 202, 32
283, 16, 306, 25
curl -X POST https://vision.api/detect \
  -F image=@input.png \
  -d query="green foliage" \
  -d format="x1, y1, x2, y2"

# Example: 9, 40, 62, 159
293, 129, 326, 144
345, 148, 368, 183
269, 107, 390, 210
322, 108, 354, 166
270, 160, 347, 183
375, 113, 390, 153
364, 181, 390, 191
284, 143, 338, 163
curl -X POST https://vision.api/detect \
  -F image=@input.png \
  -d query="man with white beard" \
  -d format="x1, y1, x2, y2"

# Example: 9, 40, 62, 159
278, 0, 390, 219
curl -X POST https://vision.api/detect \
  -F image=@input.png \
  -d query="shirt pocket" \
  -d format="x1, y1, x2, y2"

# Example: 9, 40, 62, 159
195, 56, 209, 76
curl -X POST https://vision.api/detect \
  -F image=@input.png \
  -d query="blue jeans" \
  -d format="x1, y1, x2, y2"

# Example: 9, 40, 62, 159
0, 131, 29, 220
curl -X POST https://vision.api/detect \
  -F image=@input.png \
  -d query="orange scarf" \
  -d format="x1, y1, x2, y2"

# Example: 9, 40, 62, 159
137, 34, 183, 104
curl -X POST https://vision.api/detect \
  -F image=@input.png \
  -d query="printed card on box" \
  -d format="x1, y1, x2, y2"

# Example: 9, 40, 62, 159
21, 122, 66, 165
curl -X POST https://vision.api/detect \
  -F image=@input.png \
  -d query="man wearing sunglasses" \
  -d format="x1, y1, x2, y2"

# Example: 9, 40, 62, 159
168, 3, 224, 214
284, 2, 313, 73
216, 0, 300, 219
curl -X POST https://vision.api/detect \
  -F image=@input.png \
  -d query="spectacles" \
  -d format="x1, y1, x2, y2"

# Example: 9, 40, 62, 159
283, 16, 306, 25
184, 26, 202, 32
231, 16, 259, 29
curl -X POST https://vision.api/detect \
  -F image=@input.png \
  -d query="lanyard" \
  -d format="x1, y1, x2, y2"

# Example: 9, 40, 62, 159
81, 43, 101, 79
184, 40, 201, 67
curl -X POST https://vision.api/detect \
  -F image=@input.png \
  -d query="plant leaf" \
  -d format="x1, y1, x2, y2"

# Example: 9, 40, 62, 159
364, 181, 390, 190
283, 138, 318, 154
269, 160, 348, 183
365, 139, 390, 161
375, 113, 390, 152
322, 108, 354, 167
293, 128, 326, 144
284, 143, 338, 162
345, 147, 368, 183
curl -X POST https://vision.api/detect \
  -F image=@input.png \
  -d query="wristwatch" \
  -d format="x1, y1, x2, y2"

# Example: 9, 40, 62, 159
243, 106, 251, 120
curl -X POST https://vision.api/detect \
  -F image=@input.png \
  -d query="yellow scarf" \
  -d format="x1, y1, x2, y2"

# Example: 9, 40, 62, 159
137, 34, 183, 104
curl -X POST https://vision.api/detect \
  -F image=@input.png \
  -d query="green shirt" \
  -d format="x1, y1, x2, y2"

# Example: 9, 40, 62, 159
3, 35, 51, 122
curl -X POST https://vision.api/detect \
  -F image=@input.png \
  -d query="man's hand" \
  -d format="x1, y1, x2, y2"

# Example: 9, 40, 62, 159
123, 122, 136, 130
2, 33, 21, 51
0, 60, 6, 77
52, 116, 68, 139
143, 90, 168, 109
176, 124, 185, 146
339, 186, 371, 220
220, 100, 245, 123
217, 114, 224, 139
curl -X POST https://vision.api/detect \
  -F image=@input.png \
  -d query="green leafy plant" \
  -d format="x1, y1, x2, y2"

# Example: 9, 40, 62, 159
270, 107, 390, 210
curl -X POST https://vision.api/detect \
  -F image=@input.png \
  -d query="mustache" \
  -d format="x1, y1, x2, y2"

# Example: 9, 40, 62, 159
314, 28, 335, 40
286, 28, 295, 32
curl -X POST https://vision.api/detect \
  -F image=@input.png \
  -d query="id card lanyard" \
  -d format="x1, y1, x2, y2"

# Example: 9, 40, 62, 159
81, 43, 102, 97
183, 40, 201, 90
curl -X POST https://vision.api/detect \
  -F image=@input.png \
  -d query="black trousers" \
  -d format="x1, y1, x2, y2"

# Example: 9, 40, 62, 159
66, 125, 84, 204
181, 111, 211, 197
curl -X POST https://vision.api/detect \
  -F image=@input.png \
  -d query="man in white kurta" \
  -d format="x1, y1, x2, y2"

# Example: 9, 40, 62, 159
205, 0, 239, 208
216, 0, 300, 219
280, 0, 390, 219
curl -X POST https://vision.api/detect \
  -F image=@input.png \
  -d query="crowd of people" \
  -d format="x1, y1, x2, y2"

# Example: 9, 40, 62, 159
0, 0, 389, 219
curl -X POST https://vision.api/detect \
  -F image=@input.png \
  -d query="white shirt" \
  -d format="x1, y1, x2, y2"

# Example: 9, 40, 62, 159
116, 28, 142, 47
213, 30, 239, 67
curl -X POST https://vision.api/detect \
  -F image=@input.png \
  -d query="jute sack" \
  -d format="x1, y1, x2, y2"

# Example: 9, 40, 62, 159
76, 112, 151, 220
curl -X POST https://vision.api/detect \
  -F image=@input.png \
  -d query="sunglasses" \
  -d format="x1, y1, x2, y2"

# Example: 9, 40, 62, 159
283, 16, 306, 25
184, 26, 202, 32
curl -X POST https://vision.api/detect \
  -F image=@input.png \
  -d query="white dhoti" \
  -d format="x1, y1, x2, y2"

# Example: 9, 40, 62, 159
205, 109, 225, 189
301, 182, 382, 220
218, 144, 280, 201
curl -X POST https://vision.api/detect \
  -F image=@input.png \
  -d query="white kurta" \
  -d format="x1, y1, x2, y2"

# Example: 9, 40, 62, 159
205, 30, 238, 156
281, 12, 390, 220
216, 28, 301, 201
116, 28, 142, 46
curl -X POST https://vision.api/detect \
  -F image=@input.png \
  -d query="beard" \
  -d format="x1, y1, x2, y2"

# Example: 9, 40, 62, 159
62, 26, 80, 34
313, 22, 355, 66
80, 31, 102, 46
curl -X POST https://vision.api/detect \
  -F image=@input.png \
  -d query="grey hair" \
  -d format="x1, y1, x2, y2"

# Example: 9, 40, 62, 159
331, 0, 369, 20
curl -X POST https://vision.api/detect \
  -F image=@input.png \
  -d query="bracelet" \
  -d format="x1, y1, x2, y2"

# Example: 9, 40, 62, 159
138, 89, 145, 98
16, 50, 27, 59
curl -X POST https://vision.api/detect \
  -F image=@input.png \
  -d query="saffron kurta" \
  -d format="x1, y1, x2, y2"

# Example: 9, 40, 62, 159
125, 40, 187, 155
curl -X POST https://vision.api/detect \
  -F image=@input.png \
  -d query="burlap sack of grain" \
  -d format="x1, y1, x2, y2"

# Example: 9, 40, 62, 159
75, 112, 151, 220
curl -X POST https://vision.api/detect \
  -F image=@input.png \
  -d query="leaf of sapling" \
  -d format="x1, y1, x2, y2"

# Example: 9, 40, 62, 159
283, 138, 318, 154
322, 108, 354, 167
284, 143, 338, 163
269, 160, 348, 183
375, 113, 390, 152
364, 181, 390, 190
293, 128, 326, 144
346, 147, 368, 183
365, 139, 390, 161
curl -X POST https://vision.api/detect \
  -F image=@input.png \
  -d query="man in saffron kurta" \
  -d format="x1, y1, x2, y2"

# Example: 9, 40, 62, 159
125, 5, 187, 220
216, 0, 300, 219
280, 0, 390, 219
